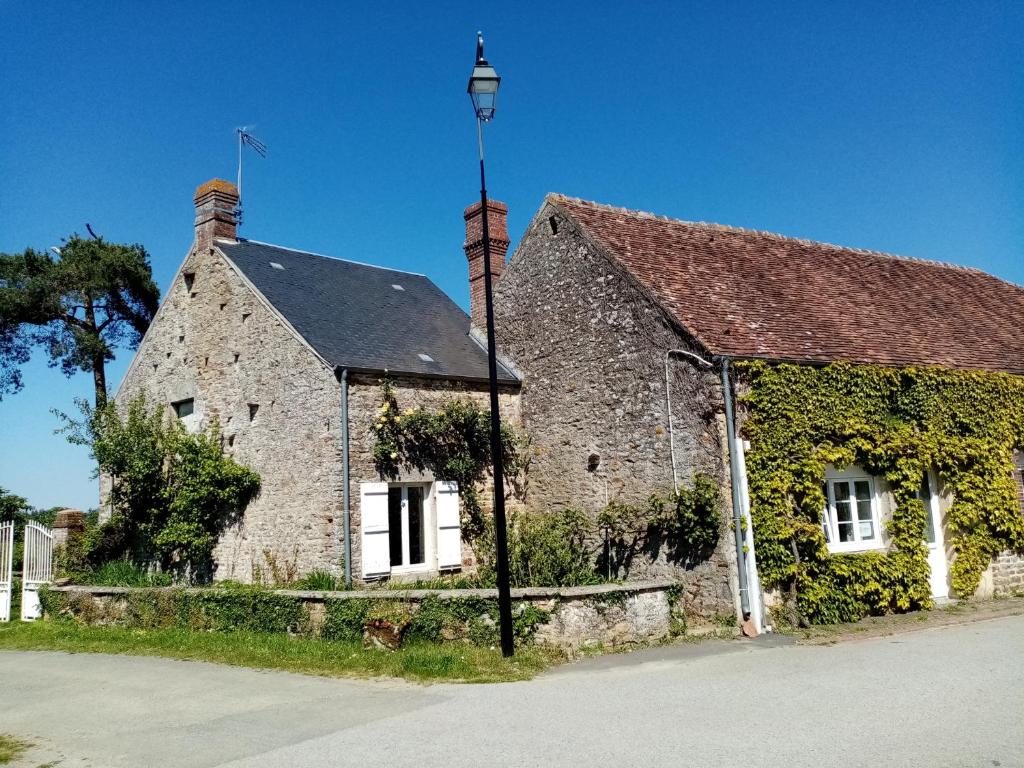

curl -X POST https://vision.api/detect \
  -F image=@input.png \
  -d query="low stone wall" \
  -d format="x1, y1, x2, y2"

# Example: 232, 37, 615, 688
46, 581, 699, 653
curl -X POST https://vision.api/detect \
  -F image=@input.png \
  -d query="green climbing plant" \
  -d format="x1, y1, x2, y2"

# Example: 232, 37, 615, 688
738, 361, 1024, 624
371, 378, 524, 539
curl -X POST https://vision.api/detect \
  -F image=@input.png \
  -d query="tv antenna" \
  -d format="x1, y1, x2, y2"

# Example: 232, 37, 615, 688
235, 127, 267, 229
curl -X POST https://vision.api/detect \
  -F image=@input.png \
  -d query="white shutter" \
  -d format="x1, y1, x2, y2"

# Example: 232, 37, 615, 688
435, 481, 462, 570
360, 482, 391, 578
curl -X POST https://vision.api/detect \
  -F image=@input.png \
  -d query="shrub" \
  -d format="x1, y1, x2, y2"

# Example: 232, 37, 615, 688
59, 395, 260, 580
70, 560, 173, 587
322, 598, 371, 641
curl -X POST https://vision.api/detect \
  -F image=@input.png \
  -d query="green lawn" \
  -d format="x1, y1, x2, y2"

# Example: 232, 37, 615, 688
0, 734, 30, 765
0, 621, 558, 684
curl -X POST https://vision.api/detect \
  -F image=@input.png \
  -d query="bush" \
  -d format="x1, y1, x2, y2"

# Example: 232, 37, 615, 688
322, 598, 371, 641
59, 395, 260, 580
475, 475, 722, 587
70, 560, 173, 587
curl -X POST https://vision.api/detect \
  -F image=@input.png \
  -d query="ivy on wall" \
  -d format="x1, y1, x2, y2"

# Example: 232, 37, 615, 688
738, 361, 1024, 624
371, 379, 524, 538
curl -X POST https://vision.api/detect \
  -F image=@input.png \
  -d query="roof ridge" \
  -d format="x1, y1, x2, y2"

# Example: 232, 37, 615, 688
219, 238, 427, 278
546, 193, 999, 279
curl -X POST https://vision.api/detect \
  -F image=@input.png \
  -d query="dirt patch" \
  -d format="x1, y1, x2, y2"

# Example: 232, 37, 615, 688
794, 597, 1024, 645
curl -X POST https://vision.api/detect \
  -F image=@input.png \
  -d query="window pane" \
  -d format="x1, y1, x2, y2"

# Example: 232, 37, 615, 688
855, 481, 874, 540
407, 486, 425, 565
388, 487, 403, 567
174, 399, 194, 418
833, 483, 852, 523
832, 482, 854, 542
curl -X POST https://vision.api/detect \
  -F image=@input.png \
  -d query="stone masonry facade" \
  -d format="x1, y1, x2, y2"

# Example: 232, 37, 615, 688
114, 243, 345, 581
115, 244, 523, 584
991, 450, 1024, 596
493, 200, 738, 620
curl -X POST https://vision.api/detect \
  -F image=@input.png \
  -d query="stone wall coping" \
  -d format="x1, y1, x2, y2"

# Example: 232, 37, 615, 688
50, 579, 677, 601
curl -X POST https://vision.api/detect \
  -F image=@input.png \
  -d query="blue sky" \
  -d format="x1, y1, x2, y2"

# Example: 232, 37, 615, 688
1, 1, 1021, 510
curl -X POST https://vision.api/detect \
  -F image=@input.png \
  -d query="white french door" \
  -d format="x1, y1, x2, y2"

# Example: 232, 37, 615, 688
387, 485, 427, 573
920, 472, 949, 599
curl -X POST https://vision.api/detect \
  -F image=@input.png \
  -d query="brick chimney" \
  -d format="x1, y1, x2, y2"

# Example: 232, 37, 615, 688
463, 200, 510, 329
194, 179, 239, 249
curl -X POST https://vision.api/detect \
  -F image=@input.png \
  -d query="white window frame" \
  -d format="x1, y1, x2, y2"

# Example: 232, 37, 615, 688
821, 467, 885, 553
387, 483, 434, 576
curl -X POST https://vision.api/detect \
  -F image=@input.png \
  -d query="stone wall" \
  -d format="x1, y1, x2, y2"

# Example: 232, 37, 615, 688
47, 581, 694, 653
114, 244, 345, 581
492, 200, 736, 618
990, 450, 1024, 595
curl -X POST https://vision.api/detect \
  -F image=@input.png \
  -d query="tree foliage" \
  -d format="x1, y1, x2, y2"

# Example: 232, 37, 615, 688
0, 235, 159, 405
0, 487, 30, 523
61, 396, 261, 580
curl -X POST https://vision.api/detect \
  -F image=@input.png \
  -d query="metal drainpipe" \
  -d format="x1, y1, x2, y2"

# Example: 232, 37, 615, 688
720, 357, 751, 620
335, 367, 353, 588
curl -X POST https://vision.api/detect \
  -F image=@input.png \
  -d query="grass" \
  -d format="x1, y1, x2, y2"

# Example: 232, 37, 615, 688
0, 621, 558, 684
0, 734, 30, 764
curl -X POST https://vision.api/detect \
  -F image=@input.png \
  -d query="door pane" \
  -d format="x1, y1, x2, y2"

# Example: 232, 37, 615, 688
407, 486, 425, 565
854, 481, 874, 540
833, 482, 854, 542
388, 487, 403, 567
919, 474, 936, 543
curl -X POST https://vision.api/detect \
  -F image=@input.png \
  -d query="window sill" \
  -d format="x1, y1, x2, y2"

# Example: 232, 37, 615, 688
827, 541, 886, 555
389, 564, 432, 576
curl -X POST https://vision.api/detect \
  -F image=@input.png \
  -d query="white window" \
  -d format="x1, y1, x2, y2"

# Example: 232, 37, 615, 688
359, 481, 461, 579
821, 468, 883, 553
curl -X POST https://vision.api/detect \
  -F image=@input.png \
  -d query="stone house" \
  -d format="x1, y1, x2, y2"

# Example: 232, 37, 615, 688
112, 179, 519, 584
495, 194, 1024, 628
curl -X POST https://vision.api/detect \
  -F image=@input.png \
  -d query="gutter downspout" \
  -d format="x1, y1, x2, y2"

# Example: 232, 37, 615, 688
335, 366, 353, 588
720, 357, 753, 631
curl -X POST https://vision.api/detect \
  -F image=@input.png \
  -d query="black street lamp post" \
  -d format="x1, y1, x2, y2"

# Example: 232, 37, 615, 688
467, 31, 514, 658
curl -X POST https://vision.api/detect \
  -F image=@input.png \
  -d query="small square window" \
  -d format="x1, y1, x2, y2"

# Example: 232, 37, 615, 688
173, 399, 194, 419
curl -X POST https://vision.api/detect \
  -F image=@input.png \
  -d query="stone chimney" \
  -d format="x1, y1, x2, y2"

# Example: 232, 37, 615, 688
463, 200, 510, 329
194, 179, 239, 249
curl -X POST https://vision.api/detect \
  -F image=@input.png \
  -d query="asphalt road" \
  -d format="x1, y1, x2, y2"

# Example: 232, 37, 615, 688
1, 616, 1021, 768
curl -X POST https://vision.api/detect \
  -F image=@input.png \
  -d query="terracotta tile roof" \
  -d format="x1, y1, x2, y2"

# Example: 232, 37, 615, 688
550, 194, 1024, 374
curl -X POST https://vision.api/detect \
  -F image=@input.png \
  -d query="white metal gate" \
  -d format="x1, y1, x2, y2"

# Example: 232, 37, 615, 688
0, 521, 12, 622
21, 522, 53, 621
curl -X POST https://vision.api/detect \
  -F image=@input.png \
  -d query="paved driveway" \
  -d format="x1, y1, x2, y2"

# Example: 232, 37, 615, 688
2, 616, 1022, 767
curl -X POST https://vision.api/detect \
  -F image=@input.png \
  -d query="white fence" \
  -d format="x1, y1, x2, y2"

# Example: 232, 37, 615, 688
20, 522, 54, 621
0, 522, 12, 622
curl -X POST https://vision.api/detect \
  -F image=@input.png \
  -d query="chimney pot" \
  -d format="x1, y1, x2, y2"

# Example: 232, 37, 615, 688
463, 199, 510, 329
194, 178, 239, 249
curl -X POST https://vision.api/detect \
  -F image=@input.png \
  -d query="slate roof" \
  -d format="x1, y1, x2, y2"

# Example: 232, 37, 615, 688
218, 239, 516, 382
550, 195, 1024, 374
